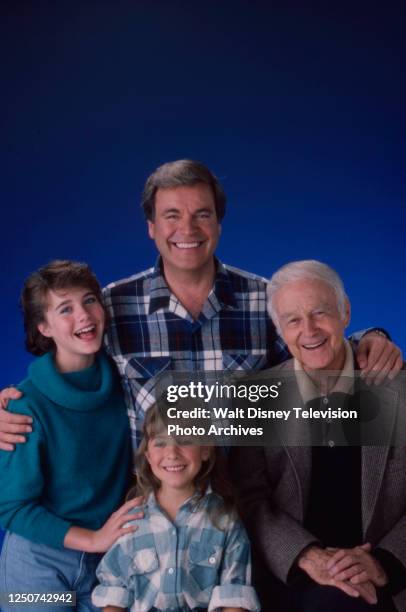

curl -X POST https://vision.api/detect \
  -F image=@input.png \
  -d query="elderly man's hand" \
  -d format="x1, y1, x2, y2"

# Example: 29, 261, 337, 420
357, 333, 403, 385
326, 543, 388, 588
297, 546, 377, 604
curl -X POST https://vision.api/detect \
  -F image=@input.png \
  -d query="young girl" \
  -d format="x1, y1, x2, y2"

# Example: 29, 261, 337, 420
92, 403, 260, 612
0, 260, 138, 611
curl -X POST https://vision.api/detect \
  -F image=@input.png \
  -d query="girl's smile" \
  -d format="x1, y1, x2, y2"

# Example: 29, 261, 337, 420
38, 287, 105, 372
145, 435, 210, 499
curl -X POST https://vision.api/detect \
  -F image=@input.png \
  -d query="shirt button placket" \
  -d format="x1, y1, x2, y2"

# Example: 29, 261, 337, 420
166, 527, 178, 596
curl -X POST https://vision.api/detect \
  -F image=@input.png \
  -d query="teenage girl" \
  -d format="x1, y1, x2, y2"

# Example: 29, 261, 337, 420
0, 260, 138, 611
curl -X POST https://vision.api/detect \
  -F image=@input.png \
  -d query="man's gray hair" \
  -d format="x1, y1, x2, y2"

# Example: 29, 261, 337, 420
267, 260, 348, 333
141, 159, 226, 221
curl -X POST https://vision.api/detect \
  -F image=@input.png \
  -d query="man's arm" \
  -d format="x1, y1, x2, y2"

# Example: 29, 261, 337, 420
354, 331, 403, 384
0, 387, 31, 450
0, 331, 402, 450
276, 327, 402, 384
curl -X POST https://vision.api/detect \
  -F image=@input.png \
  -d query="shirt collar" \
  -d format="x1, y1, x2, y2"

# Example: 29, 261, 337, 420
146, 484, 215, 517
212, 260, 238, 309
148, 257, 237, 315
148, 257, 173, 314
295, 339, 355, 403
29, 351, 114, 411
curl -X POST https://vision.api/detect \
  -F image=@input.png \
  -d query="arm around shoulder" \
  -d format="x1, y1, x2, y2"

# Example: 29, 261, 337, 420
0, 387, 32, 450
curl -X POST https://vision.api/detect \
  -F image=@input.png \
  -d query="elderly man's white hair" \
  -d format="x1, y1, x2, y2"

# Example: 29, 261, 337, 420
267, 260, 349, 334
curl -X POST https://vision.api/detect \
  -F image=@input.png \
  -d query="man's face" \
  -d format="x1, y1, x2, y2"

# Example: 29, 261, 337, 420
147, 183, 221, 277
273, 279, 350, 372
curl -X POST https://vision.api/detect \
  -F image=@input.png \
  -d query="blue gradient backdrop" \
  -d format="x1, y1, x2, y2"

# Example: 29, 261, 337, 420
1, 1, 405, 388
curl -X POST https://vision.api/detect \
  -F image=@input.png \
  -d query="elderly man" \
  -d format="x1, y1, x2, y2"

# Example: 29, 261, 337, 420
0, 161, 401, 453
231, 260, 406, 612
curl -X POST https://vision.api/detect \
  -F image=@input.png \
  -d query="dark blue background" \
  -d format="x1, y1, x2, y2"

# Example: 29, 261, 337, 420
1, 1, 405, 387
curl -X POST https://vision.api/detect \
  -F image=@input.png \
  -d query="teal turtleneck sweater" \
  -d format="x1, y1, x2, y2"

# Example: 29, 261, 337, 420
0, 351, 131, 550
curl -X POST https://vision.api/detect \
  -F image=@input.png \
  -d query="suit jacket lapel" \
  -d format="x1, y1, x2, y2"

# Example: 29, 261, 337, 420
285, 446, 312, 520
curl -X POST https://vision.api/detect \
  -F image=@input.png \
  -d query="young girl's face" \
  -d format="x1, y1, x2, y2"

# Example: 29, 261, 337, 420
145, 434, 210, 495
37, 286, 105, 372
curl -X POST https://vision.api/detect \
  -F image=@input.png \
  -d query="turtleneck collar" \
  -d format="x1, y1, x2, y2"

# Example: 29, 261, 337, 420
28, 351, 114, 411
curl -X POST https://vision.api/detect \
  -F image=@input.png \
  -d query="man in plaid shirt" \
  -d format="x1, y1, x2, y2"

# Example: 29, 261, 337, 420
102, 159, 401, 452
0, 160, 402, 451
103, 255, 287, 451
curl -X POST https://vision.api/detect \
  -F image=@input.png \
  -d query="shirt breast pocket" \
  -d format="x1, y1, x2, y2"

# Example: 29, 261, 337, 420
128, 549, 159, 611
222, 352, 267, 372
121, 357, 172, 418
131, 548, 159, 575
188, 540, 222, 590
125, 356, 172, 381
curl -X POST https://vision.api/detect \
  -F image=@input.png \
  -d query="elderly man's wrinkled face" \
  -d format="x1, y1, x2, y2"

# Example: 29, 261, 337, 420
273, 279, 350, 372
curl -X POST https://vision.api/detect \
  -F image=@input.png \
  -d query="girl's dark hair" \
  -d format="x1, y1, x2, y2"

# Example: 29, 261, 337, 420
21, 259, 103, 355
132, 402, 236, 525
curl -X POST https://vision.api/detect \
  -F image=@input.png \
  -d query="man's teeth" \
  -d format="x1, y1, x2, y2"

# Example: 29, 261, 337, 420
163, 465, 186, 472
303, 340, 325, 349
175, 242, 200, 249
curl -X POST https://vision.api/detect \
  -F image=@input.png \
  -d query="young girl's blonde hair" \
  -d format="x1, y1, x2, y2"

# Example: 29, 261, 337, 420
131, 402, 236, 524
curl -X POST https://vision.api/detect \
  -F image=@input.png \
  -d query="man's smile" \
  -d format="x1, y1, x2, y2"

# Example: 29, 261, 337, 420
302, 339, 327, 350
172, 241, 204, 249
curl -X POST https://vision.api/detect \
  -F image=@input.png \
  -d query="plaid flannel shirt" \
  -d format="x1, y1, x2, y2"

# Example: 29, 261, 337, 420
92, 489, 260, 611
103, 258, 289, 450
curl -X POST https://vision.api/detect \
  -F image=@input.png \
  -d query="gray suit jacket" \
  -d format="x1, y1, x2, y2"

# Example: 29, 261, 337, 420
231, 359, 406, 610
